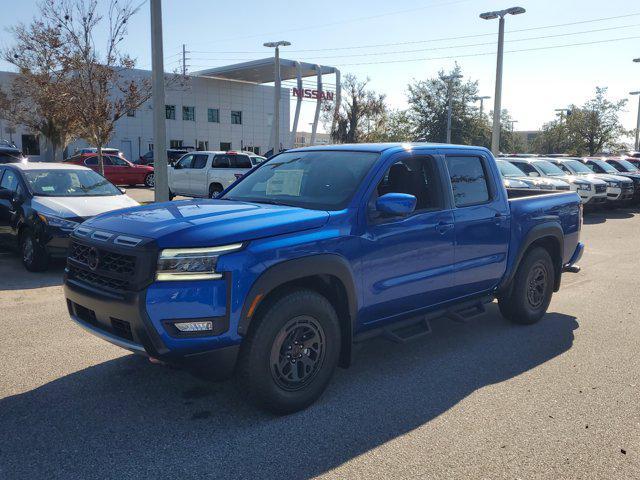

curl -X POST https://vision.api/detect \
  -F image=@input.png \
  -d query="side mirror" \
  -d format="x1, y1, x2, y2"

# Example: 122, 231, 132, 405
119, 187, 127, 194
528, 171, 540, 177
376, 193, 416, 217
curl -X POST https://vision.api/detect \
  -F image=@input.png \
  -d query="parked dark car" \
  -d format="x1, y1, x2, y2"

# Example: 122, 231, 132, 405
0, 163, 138, 271
0, 146, 27, 164
138, 148, 194, 166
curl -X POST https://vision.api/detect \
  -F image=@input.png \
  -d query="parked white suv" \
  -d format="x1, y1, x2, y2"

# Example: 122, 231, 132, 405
548, 158, 634, 204
507, 157, 607, 206
168, 151, 256, 199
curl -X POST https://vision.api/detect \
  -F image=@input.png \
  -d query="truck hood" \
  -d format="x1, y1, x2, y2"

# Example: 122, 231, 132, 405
81, 199, 331, 248
32, 195, 139, 220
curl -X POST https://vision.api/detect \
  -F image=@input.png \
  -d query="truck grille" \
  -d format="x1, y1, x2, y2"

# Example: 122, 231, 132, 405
68, 265, 130, 291
69, 242, 136, 275
595, 184, 606, 194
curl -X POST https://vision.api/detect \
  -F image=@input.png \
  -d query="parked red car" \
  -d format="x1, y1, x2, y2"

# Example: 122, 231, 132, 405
64, 153, 155, 187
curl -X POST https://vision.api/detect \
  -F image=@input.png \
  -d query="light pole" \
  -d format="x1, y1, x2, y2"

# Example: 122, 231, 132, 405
443, 74, 463, 143
264, 41, 291, 155
150, 0, 169, 202
631, 91, 640, 152
476, 95, 491, 117
480, 6, 526, 155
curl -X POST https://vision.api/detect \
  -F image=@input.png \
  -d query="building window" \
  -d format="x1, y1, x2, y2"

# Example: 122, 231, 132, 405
21, 134, 40, 156
170, 140, 183, 149
183, 106, 195, 121
207, 108, 219, 123
231, 111, 242, 125
220, 142, 231, 151
148, 143, 154, 151
126, 109, 135, 117
165, 105, 176, 120
197, 140, 209, 151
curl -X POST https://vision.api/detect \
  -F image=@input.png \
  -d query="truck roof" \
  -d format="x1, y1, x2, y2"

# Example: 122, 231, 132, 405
288, 142, 492, 154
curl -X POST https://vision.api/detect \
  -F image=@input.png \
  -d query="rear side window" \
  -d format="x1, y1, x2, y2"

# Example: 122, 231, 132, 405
445, 156, 490, 207
0, 169, 19, 192
192, 154, 209, 169
233, 155, 252, 169
84, 157, 98, 166
212, 155, 231, 168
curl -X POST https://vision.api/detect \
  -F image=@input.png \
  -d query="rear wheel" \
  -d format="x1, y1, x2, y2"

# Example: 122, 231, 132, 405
498, 247, 555, 325
144, 173, 155, 188
237, 289, 341, 414
21, 229, 49, 272
209, 183, 223, 198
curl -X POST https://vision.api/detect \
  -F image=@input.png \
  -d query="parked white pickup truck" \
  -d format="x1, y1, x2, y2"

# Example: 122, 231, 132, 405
168, 151, 258, 199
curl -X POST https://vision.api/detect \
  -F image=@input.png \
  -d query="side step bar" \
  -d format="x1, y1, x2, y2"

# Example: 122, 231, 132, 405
354, 295, 493, 344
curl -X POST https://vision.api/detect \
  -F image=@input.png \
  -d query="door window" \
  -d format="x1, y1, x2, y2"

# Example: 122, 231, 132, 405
84, 157, 98, 166
109, 156, 128, 166
445, 156, 491, 207
176, 154, 194, 169
0, 169, 19, 193
192, 154, 209, 169
212, 155, 231, 168
232, 155, 252, 169
514, 162, 539, 176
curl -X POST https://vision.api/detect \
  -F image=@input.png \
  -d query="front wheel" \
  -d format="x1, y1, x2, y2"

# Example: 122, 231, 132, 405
144, 173, 155, 188
209, 184, 223, 198
498, 247, 555, 325
21, 230, 49, 272
237, 289, 341, 414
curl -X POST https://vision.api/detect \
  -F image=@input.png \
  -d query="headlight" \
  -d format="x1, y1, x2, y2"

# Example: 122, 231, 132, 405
38, 214, 79, 231
576, 184, 591, 191
156, 243, 243, 281
607, 181, 619, 188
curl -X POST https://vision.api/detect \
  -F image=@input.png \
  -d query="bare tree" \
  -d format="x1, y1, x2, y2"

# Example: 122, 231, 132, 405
1, 18, 79, 160
42, 0, 152, 174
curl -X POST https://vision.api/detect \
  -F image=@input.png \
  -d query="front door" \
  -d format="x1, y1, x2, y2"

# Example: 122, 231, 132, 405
444, 154, 510, 297
188, 153, 210, 196
0, 168, 21, 249
359, 155, 456, 325
169, 154, 193, 195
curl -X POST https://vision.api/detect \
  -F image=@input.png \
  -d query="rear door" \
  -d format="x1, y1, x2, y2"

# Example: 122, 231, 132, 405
188, 153, 211, 196
169, 154, 193, 195
443, 153, 510, 297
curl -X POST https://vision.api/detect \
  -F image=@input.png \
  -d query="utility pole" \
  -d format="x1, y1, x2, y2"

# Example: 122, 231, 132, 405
443, 74, 462, 144
631, 91, 640, 151
264, 41, 291, 155
150, 0, 169, 202
476, 95, 491, 117
182, 44, 187, 76
480, 6, 526, 155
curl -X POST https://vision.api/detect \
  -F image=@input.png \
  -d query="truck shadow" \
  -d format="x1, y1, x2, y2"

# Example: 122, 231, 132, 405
0, 306, 577, 480
582, 208, 636, 225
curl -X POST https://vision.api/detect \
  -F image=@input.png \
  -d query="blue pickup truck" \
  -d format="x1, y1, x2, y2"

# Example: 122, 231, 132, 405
63, 144, 583, 413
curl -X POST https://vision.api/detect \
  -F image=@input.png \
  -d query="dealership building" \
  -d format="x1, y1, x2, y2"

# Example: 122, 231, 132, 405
0, 57, 340, 161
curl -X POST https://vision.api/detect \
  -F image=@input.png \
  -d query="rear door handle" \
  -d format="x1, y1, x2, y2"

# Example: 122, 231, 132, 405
435, 221, 454, 234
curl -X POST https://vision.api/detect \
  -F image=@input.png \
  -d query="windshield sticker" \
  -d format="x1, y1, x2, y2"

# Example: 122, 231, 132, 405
41, 186, 55, 191
266, 170, 304, 196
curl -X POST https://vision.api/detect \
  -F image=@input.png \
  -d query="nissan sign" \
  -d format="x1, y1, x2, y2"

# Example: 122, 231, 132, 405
292, 88, 334, 101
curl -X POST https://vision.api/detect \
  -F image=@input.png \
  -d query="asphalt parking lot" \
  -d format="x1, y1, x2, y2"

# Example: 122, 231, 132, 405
1, 206, 639, 480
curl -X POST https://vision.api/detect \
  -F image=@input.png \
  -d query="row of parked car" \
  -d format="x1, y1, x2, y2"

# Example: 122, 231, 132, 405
497, 155, 640, 207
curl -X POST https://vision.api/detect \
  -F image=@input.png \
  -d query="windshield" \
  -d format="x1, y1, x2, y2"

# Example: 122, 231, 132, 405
222, 150, 379, 210
613, 159, 639, 172
23, 169, 122, 197
563, 160, 594, 175
497, 160, 526, 177
590, 159, 618, 174
535, 161, 567, 176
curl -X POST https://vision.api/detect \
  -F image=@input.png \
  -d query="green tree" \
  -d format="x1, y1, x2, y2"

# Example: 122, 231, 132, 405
407, 65, 491, 147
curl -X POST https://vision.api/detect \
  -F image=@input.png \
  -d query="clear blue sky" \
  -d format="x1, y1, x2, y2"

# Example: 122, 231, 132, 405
1, 0, 639, 133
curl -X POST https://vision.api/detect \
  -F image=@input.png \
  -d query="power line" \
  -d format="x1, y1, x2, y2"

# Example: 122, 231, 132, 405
185, 12, 640, 55
336, 34, 640, 66
186, 23, 640, 62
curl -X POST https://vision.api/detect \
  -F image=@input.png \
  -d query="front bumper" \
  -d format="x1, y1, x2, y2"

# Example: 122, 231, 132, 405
64, 276, 240, 379
582, 194, 607, 205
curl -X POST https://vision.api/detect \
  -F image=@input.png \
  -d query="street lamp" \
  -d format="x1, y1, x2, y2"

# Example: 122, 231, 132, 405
480, 6, 526, 154
475, 95, 491, 117
264, 40, 291, 155
631, 91, 640, 151
443, 74, 463, 143
508, 120, 518, 131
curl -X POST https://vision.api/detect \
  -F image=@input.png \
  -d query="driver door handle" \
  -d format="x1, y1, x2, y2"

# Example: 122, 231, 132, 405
435, 221, 454, 234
